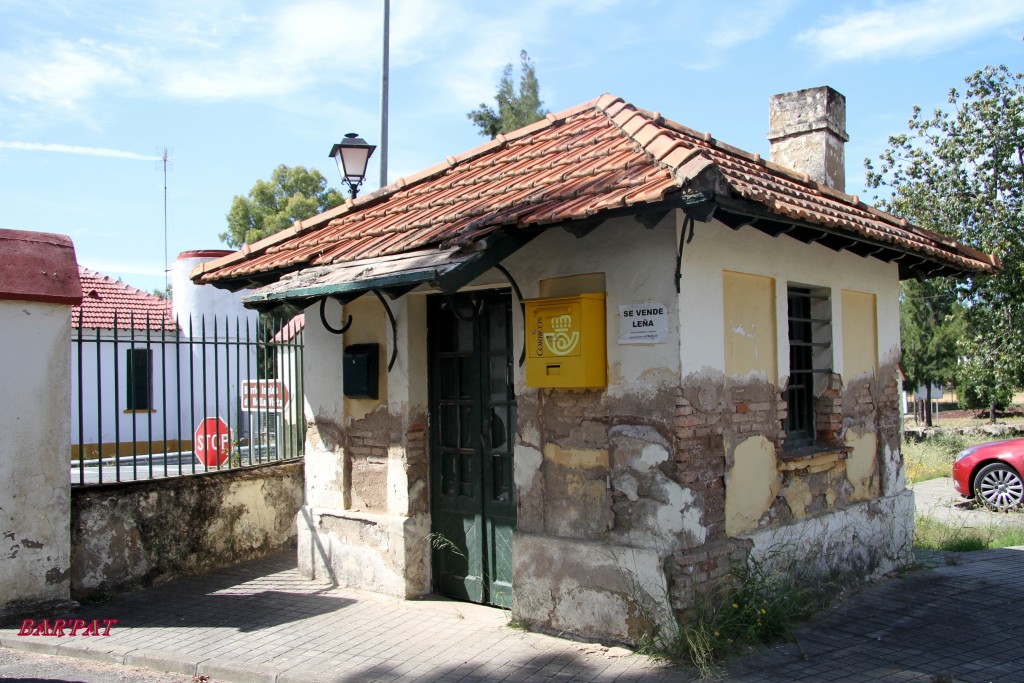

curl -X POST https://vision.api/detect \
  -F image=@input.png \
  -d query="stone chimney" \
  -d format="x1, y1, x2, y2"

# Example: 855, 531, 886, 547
767, 86, 848, 192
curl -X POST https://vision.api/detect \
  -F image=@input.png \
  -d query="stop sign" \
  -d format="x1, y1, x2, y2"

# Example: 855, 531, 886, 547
194, 417, 233, 466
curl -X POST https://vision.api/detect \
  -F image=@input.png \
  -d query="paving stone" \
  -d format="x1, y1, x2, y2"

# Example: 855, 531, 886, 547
5, 538, 1024, 682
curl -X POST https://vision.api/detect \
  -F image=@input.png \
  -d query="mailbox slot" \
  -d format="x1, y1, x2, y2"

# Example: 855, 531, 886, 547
524, 292, 606, 389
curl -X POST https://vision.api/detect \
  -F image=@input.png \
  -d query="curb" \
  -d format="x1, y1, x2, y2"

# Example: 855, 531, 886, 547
1, 635, 315, 683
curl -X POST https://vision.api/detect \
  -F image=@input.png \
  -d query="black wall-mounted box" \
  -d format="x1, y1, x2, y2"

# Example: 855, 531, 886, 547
343, 343, 379, 400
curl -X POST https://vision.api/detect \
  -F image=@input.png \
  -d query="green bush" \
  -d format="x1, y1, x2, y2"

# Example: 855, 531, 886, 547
956, 375, 1012, 412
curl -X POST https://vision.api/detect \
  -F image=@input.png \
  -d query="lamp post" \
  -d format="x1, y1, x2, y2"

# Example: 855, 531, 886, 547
329, 133, 377, 199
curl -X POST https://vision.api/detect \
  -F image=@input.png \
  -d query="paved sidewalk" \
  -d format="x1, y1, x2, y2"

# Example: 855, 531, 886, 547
726, 547, 1024, 682
0, 553, 691, 682
4, 483, 1024, 682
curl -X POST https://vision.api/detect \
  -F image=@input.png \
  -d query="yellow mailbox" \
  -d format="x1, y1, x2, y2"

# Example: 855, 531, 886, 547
524, 293, 606, 388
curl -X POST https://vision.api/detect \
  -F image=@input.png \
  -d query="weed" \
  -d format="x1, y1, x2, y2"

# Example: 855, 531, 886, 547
914, 514, 1024, 551
506, 618, 530, 631
422, 532, 465, 557
902, 434, 991, 484
640, 555, 837, 679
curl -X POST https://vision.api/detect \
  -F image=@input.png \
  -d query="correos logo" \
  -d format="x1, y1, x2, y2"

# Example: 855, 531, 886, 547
543, 314, 579, 356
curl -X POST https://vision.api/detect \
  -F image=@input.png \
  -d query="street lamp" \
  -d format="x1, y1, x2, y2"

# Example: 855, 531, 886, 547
329, 133, 376, 199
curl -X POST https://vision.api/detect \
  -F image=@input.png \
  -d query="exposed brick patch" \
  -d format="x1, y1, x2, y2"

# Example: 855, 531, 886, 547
406, 416, 429, 515
815, 372, 844, 444
345, 407, 402, 513
669, 537, 752, 614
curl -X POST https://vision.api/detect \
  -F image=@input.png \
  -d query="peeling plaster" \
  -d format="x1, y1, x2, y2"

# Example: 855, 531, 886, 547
71, 463, 303, 600
514, 445, 543, 491
846, 430, 878, 501
744, 490, 914, 580
1, 301, 72, 614
609, 425, 705, 550
512, 533, 674, 644
543, 443, 609, 469
725, 435, 780, 536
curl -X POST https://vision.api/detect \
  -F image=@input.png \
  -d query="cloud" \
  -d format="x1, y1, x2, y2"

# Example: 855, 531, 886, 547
706, 0, 797, 49
0, 141, 161, 160
0, 0, 626, 114
797, 0, 1024, 61
161, 1, 385, 100
0, 38, 136, 111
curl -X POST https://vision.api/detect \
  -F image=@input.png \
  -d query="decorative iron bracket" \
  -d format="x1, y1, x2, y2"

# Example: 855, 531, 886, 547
674, 215, 696, 294
318, 292, 397, 372
493, 263, 527, 367
372, 289, 399, 372
319, 297, 353, 335
444, 293, 484, 321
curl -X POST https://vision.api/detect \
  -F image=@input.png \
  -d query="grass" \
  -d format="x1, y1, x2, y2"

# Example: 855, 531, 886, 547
902, 433, 992, 484
642, 556, 840, 679
915, 514, 1024, 551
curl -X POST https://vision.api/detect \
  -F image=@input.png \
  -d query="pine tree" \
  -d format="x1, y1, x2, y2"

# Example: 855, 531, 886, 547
467, 50, 548, 139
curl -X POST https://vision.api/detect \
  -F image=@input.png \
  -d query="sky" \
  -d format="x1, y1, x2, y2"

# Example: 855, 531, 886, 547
1, 0, 1021, 294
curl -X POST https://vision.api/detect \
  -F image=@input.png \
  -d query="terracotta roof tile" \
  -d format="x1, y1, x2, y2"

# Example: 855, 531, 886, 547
73, 267, 176, 331
195, 94, 997, 287
269, 313, 304, 343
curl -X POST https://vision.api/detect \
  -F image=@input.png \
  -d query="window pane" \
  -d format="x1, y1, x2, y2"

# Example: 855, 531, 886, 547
126, 349, 152, 411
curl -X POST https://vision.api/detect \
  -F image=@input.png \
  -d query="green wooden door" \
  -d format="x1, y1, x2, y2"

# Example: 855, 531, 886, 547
428, 290, 516, 608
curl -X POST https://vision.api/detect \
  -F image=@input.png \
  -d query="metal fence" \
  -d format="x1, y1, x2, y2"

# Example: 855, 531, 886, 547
72, 312, 304, 486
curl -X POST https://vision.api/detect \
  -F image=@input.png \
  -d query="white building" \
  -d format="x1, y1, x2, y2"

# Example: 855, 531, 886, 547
71, 251, 259, 465
193, 88, 998, 643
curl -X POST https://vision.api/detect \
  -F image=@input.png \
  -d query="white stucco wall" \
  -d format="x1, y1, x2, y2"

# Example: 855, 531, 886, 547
299, 298, 345, 504
677, 214, 901, 383
0, 300, 72, 614
70, 326, 260, 457
501, 212, 682, 394
70, 331, 182, 451
173, 252, 259, 325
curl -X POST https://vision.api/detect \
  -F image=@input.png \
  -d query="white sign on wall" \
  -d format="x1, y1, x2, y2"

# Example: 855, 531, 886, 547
618, 302, 668, 344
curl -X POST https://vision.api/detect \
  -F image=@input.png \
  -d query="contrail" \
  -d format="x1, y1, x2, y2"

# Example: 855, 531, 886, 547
0, 141, 161, 161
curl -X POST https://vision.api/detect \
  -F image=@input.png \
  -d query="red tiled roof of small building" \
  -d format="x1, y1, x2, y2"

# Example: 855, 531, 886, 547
72, 266, 177, 331
193, 94, 997, 287
269, 313, 304, 343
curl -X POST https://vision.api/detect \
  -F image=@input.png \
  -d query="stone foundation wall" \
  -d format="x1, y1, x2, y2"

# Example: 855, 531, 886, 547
71, 461, 303, 601
297, 408, 431, 598
512, 361, 909, 641
513, 383, 711, 642
668, 361, 909, 614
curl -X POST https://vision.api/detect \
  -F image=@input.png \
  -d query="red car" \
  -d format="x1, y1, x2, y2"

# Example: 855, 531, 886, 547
952, 439, 1024, 510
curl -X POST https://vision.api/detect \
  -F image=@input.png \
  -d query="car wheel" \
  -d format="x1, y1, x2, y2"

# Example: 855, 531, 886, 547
974, 462, 1024, 510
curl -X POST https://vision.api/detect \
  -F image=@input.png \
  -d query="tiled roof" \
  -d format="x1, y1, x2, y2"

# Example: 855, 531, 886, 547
72, 267, 177, 331
269, 313, 304, 343
194, 94, 997, 287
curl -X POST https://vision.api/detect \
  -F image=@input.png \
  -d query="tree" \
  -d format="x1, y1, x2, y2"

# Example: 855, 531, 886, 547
866, 65, 1024, 422
900, 279, 962, 426
467, 50, 548, 139
220, 165, 344, 248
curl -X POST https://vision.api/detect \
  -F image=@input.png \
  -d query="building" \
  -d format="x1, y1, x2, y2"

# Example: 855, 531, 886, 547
71, 266, 182, 460
191, 88, 997, 643
71, 251, 260, 464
